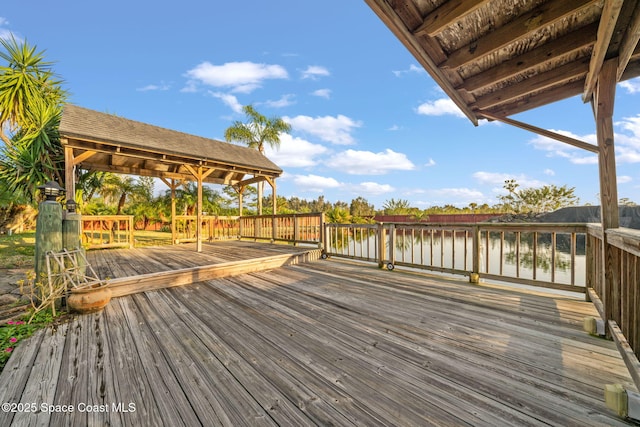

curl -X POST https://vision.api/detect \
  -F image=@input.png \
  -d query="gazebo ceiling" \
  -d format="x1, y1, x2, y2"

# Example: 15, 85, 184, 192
366, 0, 640, 125
59, 105, 282, 186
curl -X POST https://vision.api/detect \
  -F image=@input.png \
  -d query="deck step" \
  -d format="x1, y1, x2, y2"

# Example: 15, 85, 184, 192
107, 249, 321, 298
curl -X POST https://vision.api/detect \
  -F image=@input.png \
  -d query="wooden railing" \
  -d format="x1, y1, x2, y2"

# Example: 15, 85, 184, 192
325, 222, 588, 293
240, 213, 323, 245
586, 225, 640, 389
173, 213, 324, 246
476, 223, 586, 292
175, 215, 240, 243
81, 215, 134, 249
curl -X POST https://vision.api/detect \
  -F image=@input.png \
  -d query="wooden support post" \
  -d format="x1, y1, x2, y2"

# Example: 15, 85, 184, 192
171, 181, 177, 244
257, 176, 263, 216
594, 58, 621, 328
470, 224, 481, 283
64, 146, 75, 200
196, 167, 203, 252
377, 222, 385, 268
184, 166, 214, 252
35, 201, 63, 281
160, 178, 181, 245
272, 179, 277, 215
237, 185, 244, 217
265, 177, 277, 242
319, 212, 325, 249
237, 185, 245, 238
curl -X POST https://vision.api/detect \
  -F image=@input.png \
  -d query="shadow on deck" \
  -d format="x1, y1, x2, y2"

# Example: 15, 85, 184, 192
0, 242, 637, 426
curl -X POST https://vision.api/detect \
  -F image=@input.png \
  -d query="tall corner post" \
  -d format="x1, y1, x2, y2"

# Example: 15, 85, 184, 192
593, 58, 621, 330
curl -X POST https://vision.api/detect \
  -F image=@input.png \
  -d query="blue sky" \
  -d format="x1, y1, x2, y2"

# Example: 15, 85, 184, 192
2, 1, 640, 210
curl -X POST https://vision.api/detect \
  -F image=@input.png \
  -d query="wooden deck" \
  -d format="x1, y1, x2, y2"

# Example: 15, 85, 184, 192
1, 243, 638, 426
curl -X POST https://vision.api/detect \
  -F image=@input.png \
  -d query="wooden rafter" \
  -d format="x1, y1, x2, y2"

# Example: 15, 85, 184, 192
71, 150, 97, 166
583, 0, 624, 101
413, 0, 490, 36
237, 175, 271, 187
459, 22, 598, 93
617, 2, 640, 80
479, 112, 599, 153
442, 0, 594, 70
484, 80, 585, 117
472, 58, 589, 110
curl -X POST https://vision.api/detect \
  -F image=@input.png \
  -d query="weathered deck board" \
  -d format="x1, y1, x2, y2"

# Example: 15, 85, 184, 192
1, 248, 638, 426
209, 272, 611, 425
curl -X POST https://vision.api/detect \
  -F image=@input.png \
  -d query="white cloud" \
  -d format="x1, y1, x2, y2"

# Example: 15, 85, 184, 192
425, 158, 436, 167
529, 118, 640, 164
615, 115, 640, 163
392, 64, 425, 77
311, 88, 331, 99
136, 83, 170, 92
416, 98, 466, 118
285, 114, 362, 145
618, 175, 632, 184
619, 77, 640, 94
210, 92, 243, 114
348, 182, 395, 195
301, 65, 330, 79
388, 124, 401, 131
326, 149, 415, 175
263, 134, 327, 168
528, 130, 598, 164
543, 168, 555, 176
0, 18, 14, 41
264, 94, 295, 108
412, 187, 489, 207
428, 188, 485, 200
472, 171, 546, 189
291, 174, 342, 192
184, 61, 288, 93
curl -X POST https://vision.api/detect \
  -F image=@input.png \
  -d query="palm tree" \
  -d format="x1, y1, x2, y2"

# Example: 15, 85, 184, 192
382, 198, 412, 215
224, 105, 291, 215
0, 36, 67, 200
98, 174, 138, 215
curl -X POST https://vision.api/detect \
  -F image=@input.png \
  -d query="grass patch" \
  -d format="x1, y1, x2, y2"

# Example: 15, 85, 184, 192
0, 232, 35, 269
133, 230, 172, 247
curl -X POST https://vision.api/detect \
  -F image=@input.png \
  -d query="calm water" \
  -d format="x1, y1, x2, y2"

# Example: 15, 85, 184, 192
327, 232, 586, 287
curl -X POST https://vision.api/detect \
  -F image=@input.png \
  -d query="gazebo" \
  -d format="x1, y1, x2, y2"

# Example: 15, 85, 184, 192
58, 105, 283, 251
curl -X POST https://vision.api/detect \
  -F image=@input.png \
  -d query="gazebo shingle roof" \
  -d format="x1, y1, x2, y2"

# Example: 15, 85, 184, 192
59, 105, 282, 184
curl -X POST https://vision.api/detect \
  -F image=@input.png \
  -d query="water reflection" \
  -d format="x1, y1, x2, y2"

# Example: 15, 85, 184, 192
326, 227, 586, 286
